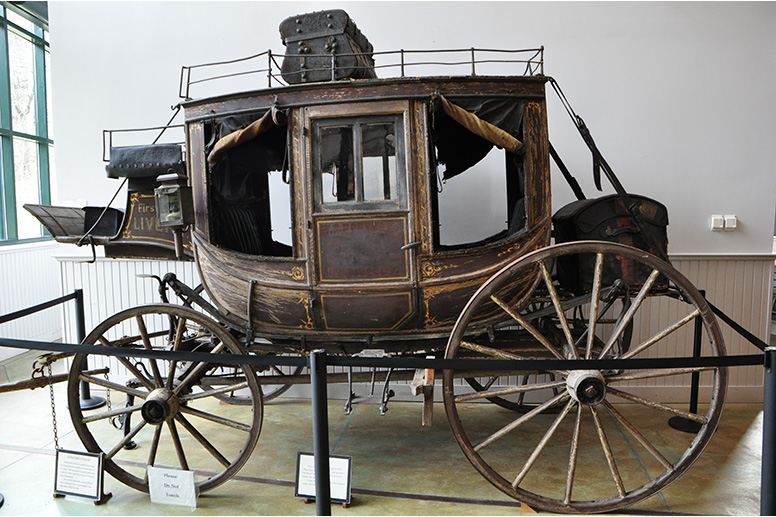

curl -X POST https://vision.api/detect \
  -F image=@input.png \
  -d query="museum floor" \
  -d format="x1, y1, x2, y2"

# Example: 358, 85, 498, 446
0, 352, 763, 516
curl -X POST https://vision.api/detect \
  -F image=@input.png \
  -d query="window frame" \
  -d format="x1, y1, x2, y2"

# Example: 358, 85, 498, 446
0, 2, 52, 244
311, 113, 407, 214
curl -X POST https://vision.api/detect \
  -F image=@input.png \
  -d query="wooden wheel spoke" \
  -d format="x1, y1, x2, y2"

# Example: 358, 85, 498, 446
599, 269, 660, 359
539, 260, 578, 359
489, 296, 565, 360
107, 420, 147, 460
82, 403, 145, 424
146, 424, 163, 474
78, 373, 148, 399
586, 253, 604, 359
178, 405, 253, 432
166, 317, 188, 390
182, 381, 250, 402
512, 399, 575, 488
135, 315, 165, 386
173, 342, 227, 396
176, 414, 231, 468
456, 379, 566, 403
474, 391, 569, 452
564, 404, 583, 505
171, 317, 188, 351
622, 309, 700, 359
590, 406, 626, 498
603, 401, 672, 470
607, 387, 708, 424
460, 340, 532, 361
607, 366, 715, 383
167, 419, 189, 470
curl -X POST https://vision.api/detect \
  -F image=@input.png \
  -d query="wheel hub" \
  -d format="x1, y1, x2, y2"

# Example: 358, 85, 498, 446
566, 370, 606, 406
141, 388, 180, 424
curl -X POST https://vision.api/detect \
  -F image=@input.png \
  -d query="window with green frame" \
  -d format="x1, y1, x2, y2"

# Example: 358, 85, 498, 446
0, 2, 51, 243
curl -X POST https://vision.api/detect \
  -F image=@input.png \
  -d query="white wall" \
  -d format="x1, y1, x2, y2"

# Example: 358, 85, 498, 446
0, 242, 63, 360
47, 1, 776, 255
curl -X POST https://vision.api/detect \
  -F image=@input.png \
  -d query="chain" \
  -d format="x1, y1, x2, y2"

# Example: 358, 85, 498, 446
104, 371, 112, 412
46, 362, 60, 450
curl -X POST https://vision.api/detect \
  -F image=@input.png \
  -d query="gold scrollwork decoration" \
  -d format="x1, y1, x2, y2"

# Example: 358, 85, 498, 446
423, 293, 439, 327
271, 266, 306, 281
497, 242, 522, 258
297, 295, 314, 330
421, 261, 459, 278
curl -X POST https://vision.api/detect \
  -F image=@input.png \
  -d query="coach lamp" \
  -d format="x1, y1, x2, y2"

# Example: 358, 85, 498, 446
155, 172, 193, 258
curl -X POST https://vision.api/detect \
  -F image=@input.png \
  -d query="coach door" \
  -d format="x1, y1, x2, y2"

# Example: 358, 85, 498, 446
306, 101, 417, 331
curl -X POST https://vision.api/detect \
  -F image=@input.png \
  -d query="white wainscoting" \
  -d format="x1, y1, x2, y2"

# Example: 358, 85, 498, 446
56, 254, 774, 404
670, 255, 774, 402
0, 241, 63, 361
58, 257, 202, 343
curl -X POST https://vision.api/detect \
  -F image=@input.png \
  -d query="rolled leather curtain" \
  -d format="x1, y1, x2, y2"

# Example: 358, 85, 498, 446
437, 94, 524, 154
432, 94, 526, 180
207, 109, 276, 165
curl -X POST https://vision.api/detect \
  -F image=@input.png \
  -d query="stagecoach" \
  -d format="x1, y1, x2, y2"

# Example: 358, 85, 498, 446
25, 10, 726, 513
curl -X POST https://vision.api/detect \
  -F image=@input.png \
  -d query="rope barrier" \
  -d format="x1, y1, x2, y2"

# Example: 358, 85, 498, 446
0, 336, 763, 371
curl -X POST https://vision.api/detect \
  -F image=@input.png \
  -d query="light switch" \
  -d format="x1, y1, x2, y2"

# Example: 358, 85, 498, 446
711, 215, 724, 231
724, 215, 738, 231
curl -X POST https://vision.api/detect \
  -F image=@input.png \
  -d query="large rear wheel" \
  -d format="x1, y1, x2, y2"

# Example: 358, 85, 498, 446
443, 241, 727, 513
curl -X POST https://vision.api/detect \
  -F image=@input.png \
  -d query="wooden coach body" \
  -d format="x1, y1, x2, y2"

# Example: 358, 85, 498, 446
183, 76, 551, 351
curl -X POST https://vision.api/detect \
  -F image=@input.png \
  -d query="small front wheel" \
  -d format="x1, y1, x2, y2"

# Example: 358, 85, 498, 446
68, 304, 263, 494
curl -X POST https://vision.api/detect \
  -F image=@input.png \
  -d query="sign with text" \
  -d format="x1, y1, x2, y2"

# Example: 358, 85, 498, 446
147, 466, 197, 508
54, 449, 104, 500
295, 452, 352, 504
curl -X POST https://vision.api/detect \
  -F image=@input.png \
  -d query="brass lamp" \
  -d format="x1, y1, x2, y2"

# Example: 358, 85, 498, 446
154, 172, 193, 258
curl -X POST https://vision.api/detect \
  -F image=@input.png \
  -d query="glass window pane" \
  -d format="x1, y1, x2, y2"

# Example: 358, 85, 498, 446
319, 125, 355, 203
6, 10, 33, 33
8, 30, 37, 136
361, 123, 397, 201
13, 138, 42, 238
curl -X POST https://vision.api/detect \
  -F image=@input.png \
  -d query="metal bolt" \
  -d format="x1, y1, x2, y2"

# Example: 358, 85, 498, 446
583, 384, 598, 399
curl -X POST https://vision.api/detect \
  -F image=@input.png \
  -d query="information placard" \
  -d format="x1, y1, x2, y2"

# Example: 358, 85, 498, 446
295, 452, 352, 504
53, 449, 103, 500
147, 466, 197, 508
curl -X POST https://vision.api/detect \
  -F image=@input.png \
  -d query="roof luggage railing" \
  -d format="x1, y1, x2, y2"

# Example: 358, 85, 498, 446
178, 47, 544, 100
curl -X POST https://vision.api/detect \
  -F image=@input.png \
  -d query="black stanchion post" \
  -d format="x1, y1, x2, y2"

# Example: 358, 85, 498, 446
669, 290, 704, 434
309, 350, 331, 516
75, 289, 106, 410
761, 347, 776, 516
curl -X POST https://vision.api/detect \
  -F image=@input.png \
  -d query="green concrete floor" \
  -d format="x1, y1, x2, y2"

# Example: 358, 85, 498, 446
0, 352, 763, 516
